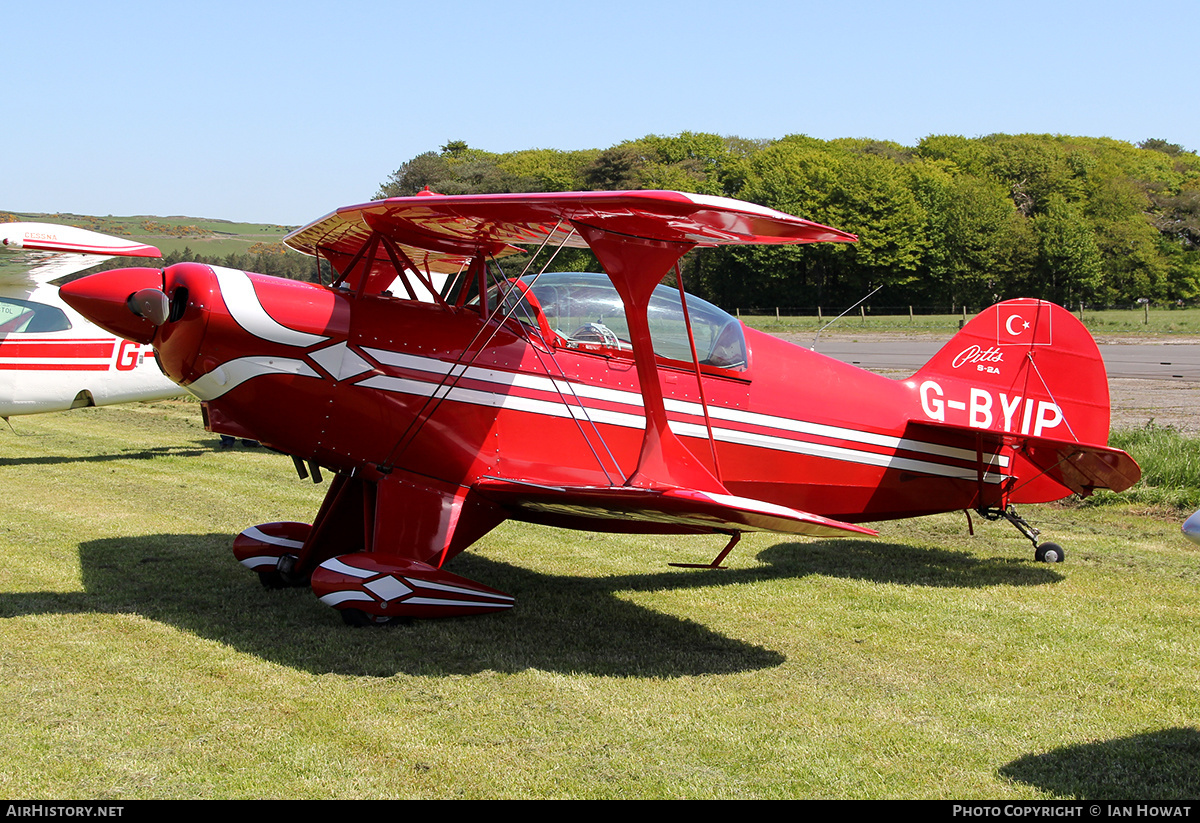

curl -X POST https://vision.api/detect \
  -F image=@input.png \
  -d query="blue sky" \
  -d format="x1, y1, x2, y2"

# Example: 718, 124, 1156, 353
5, 0, 1196, 225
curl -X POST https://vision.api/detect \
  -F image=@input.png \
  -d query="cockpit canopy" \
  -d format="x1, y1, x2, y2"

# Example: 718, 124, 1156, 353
0, 296, 72, 334
488, 272, 746, 371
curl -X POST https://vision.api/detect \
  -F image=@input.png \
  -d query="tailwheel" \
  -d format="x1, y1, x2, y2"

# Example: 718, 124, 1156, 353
1035, 542, 1065, 563
978, 505, 1066, 563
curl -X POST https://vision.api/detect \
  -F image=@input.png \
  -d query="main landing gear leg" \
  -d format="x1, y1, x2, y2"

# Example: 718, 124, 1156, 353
982, 506, 1065, 564
669, 532, 741, 569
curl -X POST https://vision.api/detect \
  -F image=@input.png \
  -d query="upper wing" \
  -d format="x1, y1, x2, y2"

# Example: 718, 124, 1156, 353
284, 189, 856, 285
0, 222, 161, 287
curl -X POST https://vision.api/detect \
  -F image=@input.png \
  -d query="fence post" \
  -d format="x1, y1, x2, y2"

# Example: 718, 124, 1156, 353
909, 305, 913, 322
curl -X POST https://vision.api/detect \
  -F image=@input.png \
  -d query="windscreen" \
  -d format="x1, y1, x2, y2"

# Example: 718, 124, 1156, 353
492, 272, 746, 370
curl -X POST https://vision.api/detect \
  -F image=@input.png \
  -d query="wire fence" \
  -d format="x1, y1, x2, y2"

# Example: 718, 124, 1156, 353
734, 305, 970, 318
732, 302, 1192, 318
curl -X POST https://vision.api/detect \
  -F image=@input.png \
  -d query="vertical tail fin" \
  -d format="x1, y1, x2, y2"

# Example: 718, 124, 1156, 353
911, 299, 1110, 446
907, 299, 1138, 501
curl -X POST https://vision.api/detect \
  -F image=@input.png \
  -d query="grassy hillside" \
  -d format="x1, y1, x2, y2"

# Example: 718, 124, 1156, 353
1, 210, 295, 258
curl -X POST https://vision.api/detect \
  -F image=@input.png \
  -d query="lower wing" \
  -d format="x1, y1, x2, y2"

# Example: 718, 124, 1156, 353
474, 477, 877, 538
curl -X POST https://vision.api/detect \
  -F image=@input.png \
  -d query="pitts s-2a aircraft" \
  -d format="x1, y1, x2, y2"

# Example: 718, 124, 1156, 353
61, 190, 1141, 624
0, 222, 182, 419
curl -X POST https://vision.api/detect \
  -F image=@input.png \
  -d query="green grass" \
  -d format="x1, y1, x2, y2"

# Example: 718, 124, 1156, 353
1077, 425, 1200, 510
1083, 307, 1200, 335
742, 307, 1200, 337
0, 402, 1197, 798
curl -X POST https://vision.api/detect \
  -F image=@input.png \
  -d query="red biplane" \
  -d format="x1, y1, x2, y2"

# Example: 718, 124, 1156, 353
61, 190, 1140, 624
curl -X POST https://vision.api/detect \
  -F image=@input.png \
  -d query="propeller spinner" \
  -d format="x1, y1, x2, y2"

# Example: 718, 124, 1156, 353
60, 267, 167, 344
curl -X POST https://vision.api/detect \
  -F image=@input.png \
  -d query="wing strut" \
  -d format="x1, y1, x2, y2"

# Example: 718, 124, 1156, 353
573, 223, 727, 495
377, 234, 449, 307
673, 261, 722, 478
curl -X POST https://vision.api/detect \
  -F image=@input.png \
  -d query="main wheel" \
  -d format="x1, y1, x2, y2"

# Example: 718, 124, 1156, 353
340, 608, 394, 628
1035, 542, 1065, 563
257, 554, 307, 589
258, 570, 288, 589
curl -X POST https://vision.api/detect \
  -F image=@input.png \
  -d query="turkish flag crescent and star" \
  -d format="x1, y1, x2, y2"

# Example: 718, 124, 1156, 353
995, 303, 1053, 346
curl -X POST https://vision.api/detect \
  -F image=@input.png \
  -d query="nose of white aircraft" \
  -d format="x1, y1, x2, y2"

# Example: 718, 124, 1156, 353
60, 267, 166, 344
1183, 510, 1200, 544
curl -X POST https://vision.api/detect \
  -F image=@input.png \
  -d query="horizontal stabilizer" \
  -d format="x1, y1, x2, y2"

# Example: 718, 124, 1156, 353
1021, 438, 1141, 494
475, 477, 877, 538
907, 420, 1140, 496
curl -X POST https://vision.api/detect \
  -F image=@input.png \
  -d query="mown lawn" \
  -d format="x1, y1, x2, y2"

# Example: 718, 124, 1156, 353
0, 401, 1196, 799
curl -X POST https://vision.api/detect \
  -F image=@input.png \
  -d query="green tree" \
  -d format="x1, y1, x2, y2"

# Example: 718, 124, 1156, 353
915, 171, 1032, 307
1093, 215, 1173, 303
372, 133, 1200, 308
375, 151, 452, 198
701, 138, 928, 308
1028, 194, 1104, 305
495, 148, 597, 192
713, 138, 847, 305
581, 132, 741, 195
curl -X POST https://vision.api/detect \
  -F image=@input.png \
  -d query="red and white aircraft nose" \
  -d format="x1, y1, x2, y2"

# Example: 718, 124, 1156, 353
60, 267, 165, 345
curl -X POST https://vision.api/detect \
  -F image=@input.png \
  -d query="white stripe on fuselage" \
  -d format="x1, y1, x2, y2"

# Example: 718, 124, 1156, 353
362, 348, 1008, 467
193, 337, 1009, 484
357, 348, 1009, 483
188, 355, 320, 400
212, 266, 329, 348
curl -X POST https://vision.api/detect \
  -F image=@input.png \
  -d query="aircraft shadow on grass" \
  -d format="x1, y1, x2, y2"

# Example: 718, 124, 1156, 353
999, 727, 1200, 799
0, 532, 1060, 678
0, 445, 211, 468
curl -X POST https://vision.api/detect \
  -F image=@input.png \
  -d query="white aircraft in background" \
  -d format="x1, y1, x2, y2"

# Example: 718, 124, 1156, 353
1183, 511, 1200, 544
0, 222, 183, 418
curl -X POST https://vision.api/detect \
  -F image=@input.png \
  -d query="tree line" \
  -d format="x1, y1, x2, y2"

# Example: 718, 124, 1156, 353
376, 133, 1200, 312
